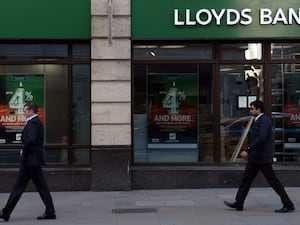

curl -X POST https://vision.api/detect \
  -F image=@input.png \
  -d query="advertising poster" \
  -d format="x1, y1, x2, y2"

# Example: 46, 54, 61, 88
284, 73, 300, 145
0, 74, 44, 144
147, 73, 197, 149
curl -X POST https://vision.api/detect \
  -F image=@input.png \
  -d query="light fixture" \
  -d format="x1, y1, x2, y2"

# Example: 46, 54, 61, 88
159, 45, 186, 49
245, 43, 262, 60
134, 45, 158, 49
149, 51, 156, 57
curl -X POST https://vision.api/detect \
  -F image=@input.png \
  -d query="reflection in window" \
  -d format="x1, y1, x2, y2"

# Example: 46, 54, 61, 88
271, 43, 300, 60
271, 64, 300, 162
220, 64, 263, 162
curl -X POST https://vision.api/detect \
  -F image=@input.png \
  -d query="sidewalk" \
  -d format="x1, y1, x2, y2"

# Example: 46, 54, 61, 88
0, 187, 299, 225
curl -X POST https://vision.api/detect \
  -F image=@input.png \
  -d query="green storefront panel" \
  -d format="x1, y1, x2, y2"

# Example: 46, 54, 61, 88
0, 0, 90, 39
132, 0, 300, 39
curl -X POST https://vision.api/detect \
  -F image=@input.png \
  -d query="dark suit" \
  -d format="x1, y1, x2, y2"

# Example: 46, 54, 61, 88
2, 116, 55, 217
235, 114, 294, 208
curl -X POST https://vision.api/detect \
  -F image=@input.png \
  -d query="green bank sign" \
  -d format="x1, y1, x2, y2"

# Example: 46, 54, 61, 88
132, 0, 300, 39
0, 0, 90, 39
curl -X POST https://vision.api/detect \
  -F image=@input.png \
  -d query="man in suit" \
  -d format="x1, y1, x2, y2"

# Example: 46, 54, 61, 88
224, 100, 295, 213
0, 103, 56, 221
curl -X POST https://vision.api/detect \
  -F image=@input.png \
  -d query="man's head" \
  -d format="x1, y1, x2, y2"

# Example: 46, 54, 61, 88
23, 103, 38, 118
249, 100, 264, 117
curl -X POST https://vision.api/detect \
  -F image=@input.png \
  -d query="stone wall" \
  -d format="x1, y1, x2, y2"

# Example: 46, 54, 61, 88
91, 0, 132, 190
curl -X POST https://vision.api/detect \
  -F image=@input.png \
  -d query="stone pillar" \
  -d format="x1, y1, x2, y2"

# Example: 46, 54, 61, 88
91, 0, 131, 190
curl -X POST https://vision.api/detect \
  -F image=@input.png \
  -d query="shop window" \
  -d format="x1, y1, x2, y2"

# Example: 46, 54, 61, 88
0, 43, 90, 166
133, 41, 300, 165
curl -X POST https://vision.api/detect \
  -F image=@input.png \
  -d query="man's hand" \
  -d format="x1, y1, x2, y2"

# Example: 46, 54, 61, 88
20, 149, 23, 156
240, 150, 248, 159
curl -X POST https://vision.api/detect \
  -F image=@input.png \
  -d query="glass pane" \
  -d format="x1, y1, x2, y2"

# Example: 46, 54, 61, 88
0, 149, 19, 164
222, 43, 262, 60
0, 44, 68, 60
72, 148, 90, 165
44, 65, 68, 144
198, 64, 214, 162
220, 64, 263, 162
271, 64, 300, 162
72, 65, 91, 145
0, 64, 68, 145
133, 43, 212, 60
72, 44, 90, 59
44, 148, 68, 165
271, 43, 300, 60
133, 63, 213, 163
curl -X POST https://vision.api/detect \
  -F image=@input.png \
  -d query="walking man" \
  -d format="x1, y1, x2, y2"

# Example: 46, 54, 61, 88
0, 103, 56, 221
224, 100, 295, 213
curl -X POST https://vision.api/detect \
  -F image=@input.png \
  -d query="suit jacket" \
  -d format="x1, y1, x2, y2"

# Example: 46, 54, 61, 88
247, 114, 274, 164
21, 116, 45, 167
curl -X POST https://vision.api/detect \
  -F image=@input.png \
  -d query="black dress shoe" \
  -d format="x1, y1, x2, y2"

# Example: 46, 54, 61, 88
275, 206, 295, 213
224, 201, 243, 211
0, 211, 10, 221
37, 213, 56, 220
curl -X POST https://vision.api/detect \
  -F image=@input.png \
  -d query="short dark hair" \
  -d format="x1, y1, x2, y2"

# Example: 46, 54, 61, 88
250, 100, 265, 113
24, 102, 38, 113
